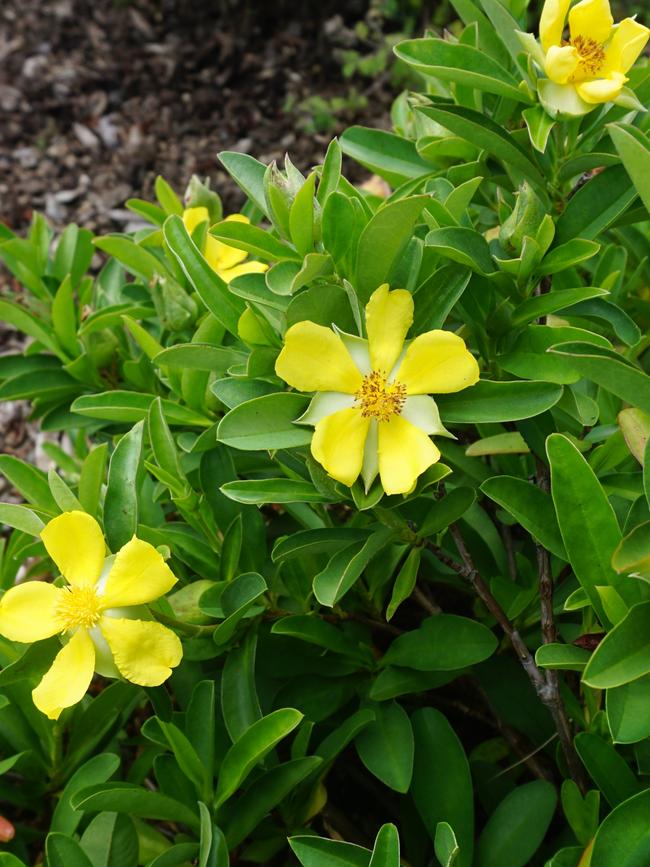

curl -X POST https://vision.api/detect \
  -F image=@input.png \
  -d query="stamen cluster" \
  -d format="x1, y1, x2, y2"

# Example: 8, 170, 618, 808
56, 586, 101, 630
571, 35, 605, 74
355, 370, 407, 422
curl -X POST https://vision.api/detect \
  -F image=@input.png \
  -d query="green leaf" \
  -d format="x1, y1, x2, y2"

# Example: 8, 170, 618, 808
356, 702, 413, 793
522, 105, 555, 153
382, 614, 497, 671
574, 732, 640, 807
386, 548, 421, 621
511, 287, 609, 326
155, 175, 184, 214
52, 275, 80, 356
340, 126, 431, 186
210, 220, 300, 263
475, 781, 557, 867
217, 393, 311, 451
548, 434, 622, 625
535, 643, 591, 672
80, 812, 139, 867
480, 475, 566, 559
607, 676, 650, 745
0, 455, 57, 513
608, 123, 650, 213
313, 528, 396, 607
271, 614, 371, 661
70, 784, 200, 830
51, 754, 121, 836
355, 196, 428, 303
395, 39, 532, 103
418, 104, 544, 188
290, 173, 316, 256
164, 215, 244, 337
437, 380, 563, 423
537, 239, 600, 275
425, 227, 495, 275
221, 631, 263, 743
78, 444, 109, 518
0, 299, 61, 356
221, 478, 329, 505
104, 421, 143, 550
46, 834, 94, 867
94, 236, 171, 282
419, 487, 476, 537
204, 572, 267, 646
435, 822, 460, 867
0, 503, 45, 536
289, 836, 371, 867
213, 708, 303, 809
590, 789, 650, 866
554, 165, 638, 245
583, 602, 650, 689
411, 709, 474, 867
218, 152, 269, 217
221, 756, 322, 848
154, 343, 245, 371
368, 824, 400, 867
71, 392, 211, 427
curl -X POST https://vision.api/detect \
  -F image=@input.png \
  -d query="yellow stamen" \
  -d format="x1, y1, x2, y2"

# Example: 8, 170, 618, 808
56, 586, 102, 630
355, 370, 406, 422
571, 35, 605, 74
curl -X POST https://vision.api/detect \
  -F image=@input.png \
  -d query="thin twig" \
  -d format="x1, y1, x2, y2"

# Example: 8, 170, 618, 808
413, 584, 441, 615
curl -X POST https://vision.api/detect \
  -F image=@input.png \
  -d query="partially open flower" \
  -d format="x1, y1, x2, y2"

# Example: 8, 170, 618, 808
275, 284, 480, 496
182, 208, 268, 282
0, 512, 182, 720
521, 0, 649, 116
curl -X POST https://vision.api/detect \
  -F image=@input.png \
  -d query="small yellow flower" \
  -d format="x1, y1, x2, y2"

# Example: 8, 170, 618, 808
0, 512, 182, 720
275, 285, 480, 496
535, 0, 648, 113
182, 207, 268, 282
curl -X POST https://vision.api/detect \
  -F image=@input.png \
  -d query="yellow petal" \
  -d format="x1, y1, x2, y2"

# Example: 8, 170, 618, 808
182, 206, 210, 235
41, 511, 106, 588
204, 234, 248, 274
395, 330, 480, 395
577, 71, 626, 102
545, 44, 580, 83
218, 261, 269, 282
378, 416, 440, 496
100, 537, 178, 609
603, 18, 650, 74
0, 582, 64, 642
99, 617, 182, 686
32, 628, 95, 720
311, 407, 370, 486
276, 322, 363, 394
539, 0, 572, 51
569, 0, 613, 45
365, 284, 414, 375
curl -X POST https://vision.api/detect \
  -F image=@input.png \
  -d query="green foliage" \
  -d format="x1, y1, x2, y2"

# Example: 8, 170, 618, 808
0, 1, 649, 864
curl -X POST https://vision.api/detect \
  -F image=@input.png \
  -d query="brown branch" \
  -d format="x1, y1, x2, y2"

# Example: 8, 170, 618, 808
413, 584, 442, 615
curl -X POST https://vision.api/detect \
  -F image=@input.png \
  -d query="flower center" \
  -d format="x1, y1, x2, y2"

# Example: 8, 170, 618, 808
355, 370, 406, 422
56, 586, 102, 630
571, 35, 605, 75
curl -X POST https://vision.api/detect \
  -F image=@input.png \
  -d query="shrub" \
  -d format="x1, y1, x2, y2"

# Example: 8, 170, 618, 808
0, 0, 649, 865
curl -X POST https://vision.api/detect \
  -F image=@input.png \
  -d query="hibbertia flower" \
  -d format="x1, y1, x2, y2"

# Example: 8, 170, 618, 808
182, 208, 268, 282
275, 284, 480, 496
0, 511, 183, 720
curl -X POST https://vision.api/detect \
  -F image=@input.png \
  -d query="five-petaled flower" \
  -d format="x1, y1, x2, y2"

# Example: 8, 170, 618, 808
275, 284, 480, 496
183, 208, 268, 283
0, 512, 183, 720
531, 0, 649, 114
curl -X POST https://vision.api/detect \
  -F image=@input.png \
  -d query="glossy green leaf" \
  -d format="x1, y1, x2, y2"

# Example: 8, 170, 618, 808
438, 380, 563, 423
289, 836, 371, 867
574, 732, 640, 807
80, 812, 139, 867
104, 421, 143, 550
356, 702, 413, 793
46, 834, 94, 867
368, 824, 400, 867
217, 392, 311, 451
608, 123, 650, 213
313, 528, 396, 607
71, 784, 200, 830
583, 602, 650, 689
590, 789, 650, 866
382, 614, 497, 671
340, 126, 431, 186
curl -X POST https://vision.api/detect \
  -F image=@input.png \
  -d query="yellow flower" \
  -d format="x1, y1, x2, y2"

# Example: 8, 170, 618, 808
535, 0, 648, 113
275, 285, 480, 496
0, 512, 182, 720
182, 207, 268, 282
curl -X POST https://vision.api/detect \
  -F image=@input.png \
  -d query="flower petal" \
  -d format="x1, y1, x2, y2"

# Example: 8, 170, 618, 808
297, 392, 355, 426
218, 261, 269, 282
569, 0, 613, 45
182, 206, 210, 235
204, 234, 247, 273
378, 416, 441, 496
99, 617, 182, 686
100, 537, 178, 609
402, 395, 454, 438
276, 322, 363, 394
41, 511, 106, 588
336, 329, 372, 376
32, 628, 95, 720
366, 284, 414, 374
603, 18, 650, 74
361, 419, 379, 492
576, 71, 626, 103
539, 0, 572, 50
395, 330, 480, 395
311, 407, 370, 486
0, 582, 65, 642
545, 44, 580, 83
